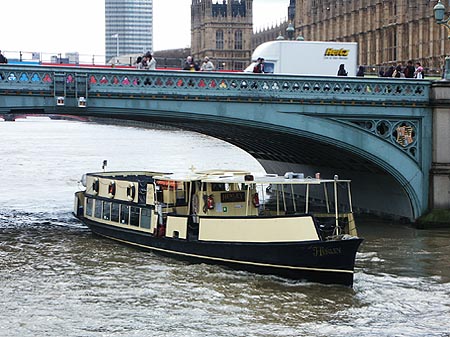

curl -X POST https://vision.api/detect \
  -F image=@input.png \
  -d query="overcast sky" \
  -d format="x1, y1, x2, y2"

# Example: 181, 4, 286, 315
1, 0, 289, 59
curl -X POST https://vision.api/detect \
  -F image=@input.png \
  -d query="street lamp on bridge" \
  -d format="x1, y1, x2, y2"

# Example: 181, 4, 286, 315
286, 22, 295, 40
433, 0, 450, 79
111, 33, 119, 64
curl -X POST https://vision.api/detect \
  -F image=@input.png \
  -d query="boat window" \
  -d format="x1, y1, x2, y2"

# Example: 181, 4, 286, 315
130, 206, 140, 227
140, 208, 151, 229
120, 205, 130, 224
103, 202, 111, 220
211, 183, 226, 191
175, 190, 186, 205
86, 198, 94, 216
156, 185, 163, 202
111, 203, 120, 222
94, 200, 102, 219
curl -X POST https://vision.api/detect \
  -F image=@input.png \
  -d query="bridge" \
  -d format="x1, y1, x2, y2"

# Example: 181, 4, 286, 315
1, 64, 446, 222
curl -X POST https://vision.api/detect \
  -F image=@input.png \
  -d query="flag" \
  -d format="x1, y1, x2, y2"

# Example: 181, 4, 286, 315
111, 34, 118, 38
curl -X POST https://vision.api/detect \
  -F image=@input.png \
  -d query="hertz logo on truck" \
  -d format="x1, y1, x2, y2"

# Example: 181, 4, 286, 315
324, 48, 350, 58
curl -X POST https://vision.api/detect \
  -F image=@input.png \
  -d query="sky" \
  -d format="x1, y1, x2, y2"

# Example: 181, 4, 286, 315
0, 0, 289, 61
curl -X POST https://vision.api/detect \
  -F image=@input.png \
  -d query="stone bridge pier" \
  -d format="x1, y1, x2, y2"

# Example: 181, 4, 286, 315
426, 82, 450, 225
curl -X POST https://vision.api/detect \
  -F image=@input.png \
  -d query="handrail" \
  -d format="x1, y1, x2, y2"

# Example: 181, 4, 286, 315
0, 64, 431, 105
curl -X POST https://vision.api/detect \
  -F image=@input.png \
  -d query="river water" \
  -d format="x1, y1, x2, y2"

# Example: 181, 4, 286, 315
0, 118, 449, 337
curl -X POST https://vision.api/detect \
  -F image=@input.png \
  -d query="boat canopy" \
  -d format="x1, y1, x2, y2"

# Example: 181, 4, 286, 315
153, 170, 350, 185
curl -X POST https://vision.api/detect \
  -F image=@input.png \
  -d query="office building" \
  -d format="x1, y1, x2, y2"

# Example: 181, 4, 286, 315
105, 0, 153, 63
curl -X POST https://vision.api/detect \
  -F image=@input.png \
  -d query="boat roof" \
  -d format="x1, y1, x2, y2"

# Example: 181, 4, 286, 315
87, 170, 351, 185
153, 170, 351, 185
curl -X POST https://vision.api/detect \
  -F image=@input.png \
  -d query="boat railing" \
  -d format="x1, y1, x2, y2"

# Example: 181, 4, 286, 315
314, 212, 357, 237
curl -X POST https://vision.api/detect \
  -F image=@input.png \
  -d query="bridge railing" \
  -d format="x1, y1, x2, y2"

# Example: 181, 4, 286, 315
0, 65, 431, 105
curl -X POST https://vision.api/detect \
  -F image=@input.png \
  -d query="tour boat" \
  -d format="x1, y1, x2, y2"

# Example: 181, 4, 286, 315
73, 169, 363, 286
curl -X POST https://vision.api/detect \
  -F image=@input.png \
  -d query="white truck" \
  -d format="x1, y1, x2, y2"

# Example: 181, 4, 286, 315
244, 40, 358, 76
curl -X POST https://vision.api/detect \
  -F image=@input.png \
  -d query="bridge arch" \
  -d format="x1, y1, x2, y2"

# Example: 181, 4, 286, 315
109, 102, 426, 219
0, 65, 432, 219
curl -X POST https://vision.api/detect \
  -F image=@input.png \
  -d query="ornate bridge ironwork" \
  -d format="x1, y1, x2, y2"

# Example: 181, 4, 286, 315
0, 65, 429, 102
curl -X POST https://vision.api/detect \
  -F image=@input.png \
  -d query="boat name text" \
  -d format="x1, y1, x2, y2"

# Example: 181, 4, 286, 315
313, 246, 342, 257
220, 191, 246, 203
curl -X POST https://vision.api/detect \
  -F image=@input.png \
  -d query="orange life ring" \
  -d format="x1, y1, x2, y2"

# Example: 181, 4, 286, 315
252, 192, 260, 207
108, 181, 116, 198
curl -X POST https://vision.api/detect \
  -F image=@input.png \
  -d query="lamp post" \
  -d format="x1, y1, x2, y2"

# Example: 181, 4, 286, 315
286, 22, 295, 40
433, 0, 450, 79
116, 34, 119, 63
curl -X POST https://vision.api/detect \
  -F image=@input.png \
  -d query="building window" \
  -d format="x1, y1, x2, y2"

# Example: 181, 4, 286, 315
235, 62, 246, 71
235, 30, 243, 50
216, 30, 224, 50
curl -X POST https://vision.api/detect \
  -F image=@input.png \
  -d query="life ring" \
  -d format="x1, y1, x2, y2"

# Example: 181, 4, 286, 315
108, 181, 116, 198
92, 178, 99, 195
252, 192, 260, 207
127, 183, 136, 201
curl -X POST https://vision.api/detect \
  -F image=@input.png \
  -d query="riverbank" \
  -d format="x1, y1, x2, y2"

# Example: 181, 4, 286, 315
415, 209, 450, 229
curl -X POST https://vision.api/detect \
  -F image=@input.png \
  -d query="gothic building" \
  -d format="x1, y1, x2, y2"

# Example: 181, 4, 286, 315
252, 22, 290, 50
191, 0, 447, 73
293, 0, 446, 72
191, 0, 253, 70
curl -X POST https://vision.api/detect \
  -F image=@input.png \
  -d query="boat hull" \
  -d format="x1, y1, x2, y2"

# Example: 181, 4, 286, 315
78, 216, 363, 286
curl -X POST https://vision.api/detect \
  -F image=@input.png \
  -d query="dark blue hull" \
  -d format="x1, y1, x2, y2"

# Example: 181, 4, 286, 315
78, 216, 363, 286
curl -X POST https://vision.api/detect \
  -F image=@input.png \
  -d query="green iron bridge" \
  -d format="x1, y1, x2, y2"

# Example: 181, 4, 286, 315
0, 65, 436, 220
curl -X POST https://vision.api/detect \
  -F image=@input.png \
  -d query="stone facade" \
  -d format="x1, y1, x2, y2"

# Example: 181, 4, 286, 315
293, 0, 448, 74
191, 0, 253, 71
